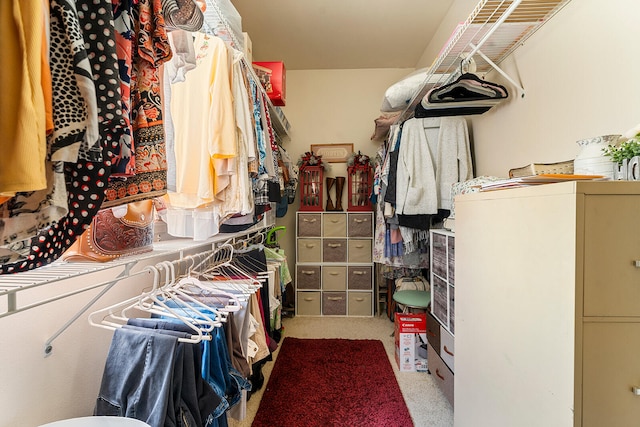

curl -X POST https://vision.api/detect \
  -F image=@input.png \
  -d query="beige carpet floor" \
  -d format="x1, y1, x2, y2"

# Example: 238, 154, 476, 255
228, 315, 454, 427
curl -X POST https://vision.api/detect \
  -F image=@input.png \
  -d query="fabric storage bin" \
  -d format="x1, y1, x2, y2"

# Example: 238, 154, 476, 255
432, 232, 447, 278
297, 213, 322, 236
348, 292, 372, 316
323, 239, 347, 262
348, 213, 373, 237
447, 235, 455, 283
297, 238, 322, 263
449, 284, 455, 334
297, 291, 321, 315
322, 266, 347, 291
323, 213, 347, 237
322, 292, 347, 315
426, 311, 441, 354
432, 275, 448, 326
347, 239, 372, 263
347, 266, 372, 290
296, 265, 321, 289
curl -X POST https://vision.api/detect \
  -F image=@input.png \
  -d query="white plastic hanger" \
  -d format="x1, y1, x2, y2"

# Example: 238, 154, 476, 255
88, 265, 213, 343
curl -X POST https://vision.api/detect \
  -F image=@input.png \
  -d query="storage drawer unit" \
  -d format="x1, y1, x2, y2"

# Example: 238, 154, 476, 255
348, 292, 372, 316
348, 213, 373, 237
297, 238, 321, 262
297, 213, 322, 236
428, 343, 454, 407
297, 292, 321, 316
454, 182, 640, 426
322, 266, 347, 291
347, 266, 373, 290
322, 292, 347, 315
323, 213, 347, 237
347, 239, 372, 263
295, 212, 374, 317
323, 239, 347, 262
428, 229, 455, 408
296, 265, 321, 289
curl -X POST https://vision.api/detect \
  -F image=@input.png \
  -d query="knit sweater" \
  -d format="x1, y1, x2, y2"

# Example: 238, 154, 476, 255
395, 117, 472, 215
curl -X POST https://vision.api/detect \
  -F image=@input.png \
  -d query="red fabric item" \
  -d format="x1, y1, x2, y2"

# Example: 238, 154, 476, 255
253, 338, 414, 427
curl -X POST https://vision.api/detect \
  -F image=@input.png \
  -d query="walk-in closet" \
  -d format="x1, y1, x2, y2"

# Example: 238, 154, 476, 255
2, 0, 640, 426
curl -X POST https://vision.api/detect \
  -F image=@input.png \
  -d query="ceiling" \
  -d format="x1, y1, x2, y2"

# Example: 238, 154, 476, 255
229, 0, 455, 70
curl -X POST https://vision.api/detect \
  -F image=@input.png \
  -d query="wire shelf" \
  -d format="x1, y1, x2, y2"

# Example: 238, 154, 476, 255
399, 0, 572, 122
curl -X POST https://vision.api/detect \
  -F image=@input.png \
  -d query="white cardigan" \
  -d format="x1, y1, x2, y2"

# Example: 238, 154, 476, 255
395, 117, 473, 215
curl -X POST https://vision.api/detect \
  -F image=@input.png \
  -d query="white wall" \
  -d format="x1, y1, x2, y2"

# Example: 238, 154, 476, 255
276, 68, 414, 265
0, 263, 157, 426
466, 0, 640, 176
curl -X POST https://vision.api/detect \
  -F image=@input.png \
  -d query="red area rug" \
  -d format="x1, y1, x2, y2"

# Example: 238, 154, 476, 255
252, 337, 413, 427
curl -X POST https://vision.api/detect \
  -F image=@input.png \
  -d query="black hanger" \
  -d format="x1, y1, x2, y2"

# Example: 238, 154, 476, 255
428, 72, 508, 103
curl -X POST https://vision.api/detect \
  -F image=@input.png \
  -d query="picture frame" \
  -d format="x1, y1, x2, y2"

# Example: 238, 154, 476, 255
310, 143, 354, 163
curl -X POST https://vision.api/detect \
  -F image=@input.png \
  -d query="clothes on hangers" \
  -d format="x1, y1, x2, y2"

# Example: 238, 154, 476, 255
94, 325, 220, 427
372, 116, 472, 268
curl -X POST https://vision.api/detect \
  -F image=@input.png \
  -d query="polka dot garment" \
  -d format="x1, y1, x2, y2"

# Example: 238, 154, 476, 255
0, 0, 125, 273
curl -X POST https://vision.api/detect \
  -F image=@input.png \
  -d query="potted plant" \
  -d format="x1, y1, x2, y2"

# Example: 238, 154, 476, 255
603, 127, 640, 180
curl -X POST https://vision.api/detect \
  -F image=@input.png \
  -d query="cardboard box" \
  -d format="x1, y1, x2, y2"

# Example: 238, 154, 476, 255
252, 61, 286, 106
394, 312, 427, 372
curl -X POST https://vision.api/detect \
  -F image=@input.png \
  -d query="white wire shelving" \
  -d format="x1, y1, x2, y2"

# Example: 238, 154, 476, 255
398, 0, 573, 122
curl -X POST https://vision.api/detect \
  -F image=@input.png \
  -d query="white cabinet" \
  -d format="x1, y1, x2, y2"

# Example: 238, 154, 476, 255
428, 229, 455, 407
455, 181, 640, 427
295, 212, 373, 317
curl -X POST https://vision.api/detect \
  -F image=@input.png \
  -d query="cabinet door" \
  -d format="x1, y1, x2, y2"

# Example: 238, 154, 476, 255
583, 322, 640, 427
583, 195, 640, 316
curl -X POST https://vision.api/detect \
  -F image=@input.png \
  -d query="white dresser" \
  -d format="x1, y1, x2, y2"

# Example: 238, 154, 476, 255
427, 229, 455, 408
295, 212, 374, 316
455, 181, 640, 427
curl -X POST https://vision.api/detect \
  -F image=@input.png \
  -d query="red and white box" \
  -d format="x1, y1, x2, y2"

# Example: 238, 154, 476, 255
252, 61, 286, 106
394, 312, 427, 372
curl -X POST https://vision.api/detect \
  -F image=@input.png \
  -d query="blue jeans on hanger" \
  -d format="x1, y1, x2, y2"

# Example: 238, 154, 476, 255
123, 323, 222, 427
127, 318, 230, 421
94, 327, 178, 427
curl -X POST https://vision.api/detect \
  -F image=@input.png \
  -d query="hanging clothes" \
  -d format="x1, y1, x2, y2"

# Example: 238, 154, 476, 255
0, 0, 48, 197
102, 0, 172, 208
1, 0, 128, 273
